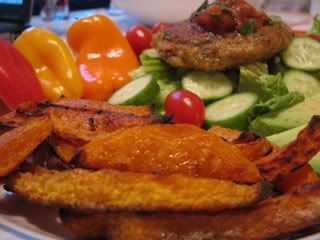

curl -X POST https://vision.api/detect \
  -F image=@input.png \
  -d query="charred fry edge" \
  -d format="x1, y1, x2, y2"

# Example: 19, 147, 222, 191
257, 115, 320, 182
40, 97, 154, 114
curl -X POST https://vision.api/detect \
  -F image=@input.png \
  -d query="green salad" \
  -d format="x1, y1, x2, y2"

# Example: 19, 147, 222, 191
107, 15, 320, 172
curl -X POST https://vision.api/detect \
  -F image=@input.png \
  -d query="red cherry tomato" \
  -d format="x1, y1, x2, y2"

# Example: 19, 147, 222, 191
293, 30, 306, 36
165, 90, 205, 127
309, 34, 320, 41
126, 25, 152, 56
151, 22, 170, 34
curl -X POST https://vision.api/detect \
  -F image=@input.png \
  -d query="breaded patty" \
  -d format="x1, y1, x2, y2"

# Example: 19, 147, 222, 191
153, 21, 293, 71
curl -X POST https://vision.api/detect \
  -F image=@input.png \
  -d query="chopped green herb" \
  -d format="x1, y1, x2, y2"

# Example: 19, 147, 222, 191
268, 15, 282, 23
240, 19, 256, 35
196, 0, 209, 12
208, 13, 224, 24
217, 3, 232, 14
309, 14, 320, 35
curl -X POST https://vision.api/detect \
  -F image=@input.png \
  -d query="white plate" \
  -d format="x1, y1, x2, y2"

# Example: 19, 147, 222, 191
0, 185, 74, 240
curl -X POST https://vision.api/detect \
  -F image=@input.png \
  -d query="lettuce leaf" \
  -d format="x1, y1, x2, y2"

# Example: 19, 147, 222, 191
309, 14, 320, 35
130, 48, 176, 81
255, 73, 288, 101
250, 92, 305, 121
154, 79, 180, 112
249, 73, 305, 122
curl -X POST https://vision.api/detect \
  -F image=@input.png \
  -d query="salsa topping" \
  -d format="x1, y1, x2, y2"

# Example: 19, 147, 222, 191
191, 0, 270, 35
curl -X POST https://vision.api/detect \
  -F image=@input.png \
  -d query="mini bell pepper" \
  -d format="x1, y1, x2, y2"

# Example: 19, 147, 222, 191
67, 15, 139, 101
14, 27, 83, 101
0, 39, 44, 110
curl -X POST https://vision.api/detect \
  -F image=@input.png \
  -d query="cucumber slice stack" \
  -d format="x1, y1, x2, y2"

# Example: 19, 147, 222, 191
282, 37, 320, 72
182, 71, 233, 103
205, 92, 258, 130
108, 75, 159, 106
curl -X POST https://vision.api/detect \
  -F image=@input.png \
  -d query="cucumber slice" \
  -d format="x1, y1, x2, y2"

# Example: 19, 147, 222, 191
282, 37, 320, 72
108, 75, 159, 106
182, 71, 233, 103
205, 92, 258, 130
284, 70, 320, 98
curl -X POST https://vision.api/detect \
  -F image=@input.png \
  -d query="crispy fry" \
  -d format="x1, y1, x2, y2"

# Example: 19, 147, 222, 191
48, 107, 171, 146
60, 210, 107, 239
208, 126, 272, 161
0, 116, 52, 176
80, 124, 261, 183
256, 116, 320, 182
0, 99, 171, 162
48, 136, 78, 163
235, 139, 273, 162
0, 109, 28, 130
5, 168, 269, 212
276, 165, 319, 193
39, 98, 153, 115
61, 183, 320, 240
208, 125, 243, 142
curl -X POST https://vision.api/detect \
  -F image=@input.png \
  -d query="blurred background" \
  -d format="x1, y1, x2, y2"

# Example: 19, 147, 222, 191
32, 0, 111, 15
0, 0, 319, 39
31, 0, 317, 16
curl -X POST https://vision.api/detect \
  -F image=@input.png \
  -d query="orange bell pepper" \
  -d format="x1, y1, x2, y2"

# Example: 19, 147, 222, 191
14, 27, 83, 101
67, 15, 139, 101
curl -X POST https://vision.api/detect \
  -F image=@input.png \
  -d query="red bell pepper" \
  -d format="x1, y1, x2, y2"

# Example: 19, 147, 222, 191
0, 39, 44, 110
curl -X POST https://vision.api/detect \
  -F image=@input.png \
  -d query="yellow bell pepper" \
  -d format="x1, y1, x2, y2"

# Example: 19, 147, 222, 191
14, 27, 83, 100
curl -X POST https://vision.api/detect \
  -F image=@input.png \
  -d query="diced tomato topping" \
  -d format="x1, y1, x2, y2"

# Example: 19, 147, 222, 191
191, 0, 269, 34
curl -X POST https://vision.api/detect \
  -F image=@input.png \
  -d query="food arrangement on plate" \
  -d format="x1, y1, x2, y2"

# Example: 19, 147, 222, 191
1, 0, 320, 239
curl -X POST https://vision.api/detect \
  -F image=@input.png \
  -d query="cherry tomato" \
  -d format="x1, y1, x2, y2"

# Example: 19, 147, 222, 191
126, 25, 152, 56
293, 30, 306, 36
165, 90, 205, 127
151, 22, 170, 34
309, 34, 320, 41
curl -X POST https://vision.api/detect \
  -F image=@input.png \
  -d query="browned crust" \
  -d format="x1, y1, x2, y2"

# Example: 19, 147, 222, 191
38, 98, 154, 116
256, 115, 320, 182
153, 21, 293, 71
5, 168, 269, 212
48, 107, 172, 146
